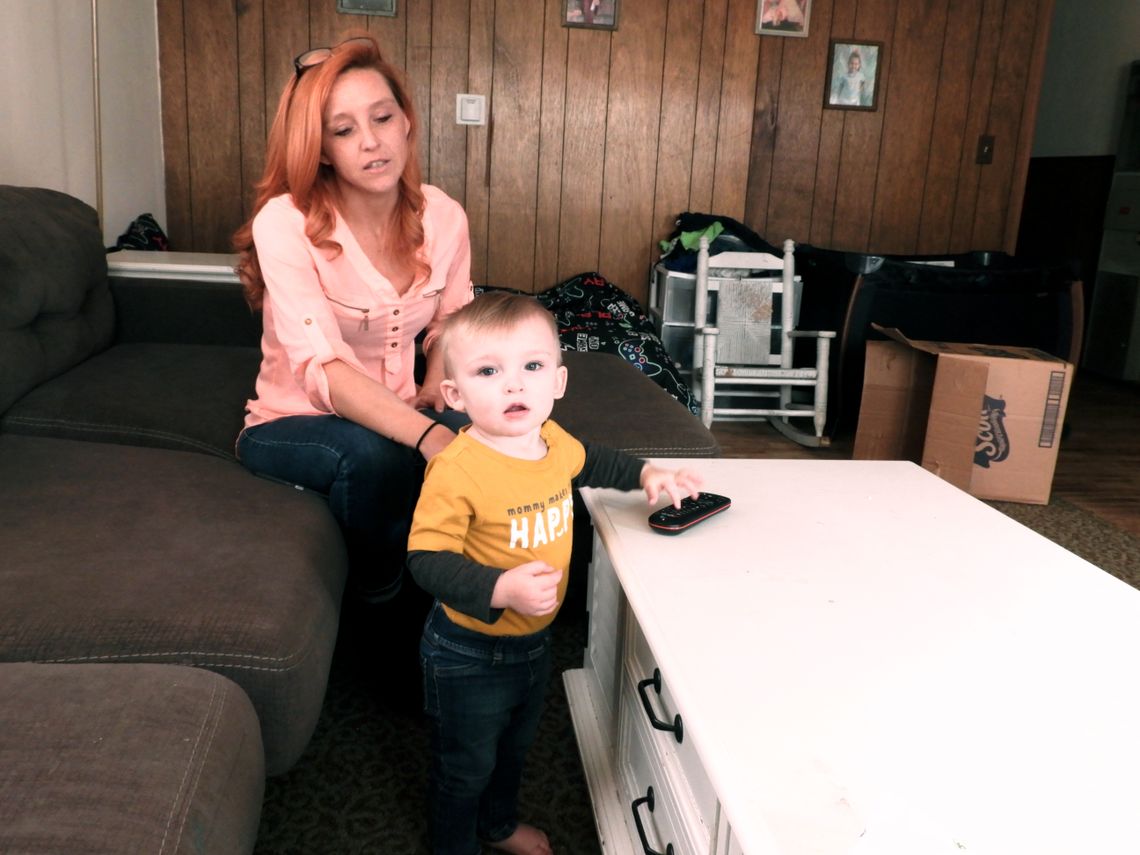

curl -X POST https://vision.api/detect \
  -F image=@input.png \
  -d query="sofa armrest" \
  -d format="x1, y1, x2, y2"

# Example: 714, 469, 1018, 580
108, 251, 261, 347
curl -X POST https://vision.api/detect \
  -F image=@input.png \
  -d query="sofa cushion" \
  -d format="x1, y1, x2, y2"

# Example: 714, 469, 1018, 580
1, 342, 260, 458
0, 186, 114, 415
0, 434, 347, 774
554, 351, 719, 457
2, 345, 715, 462
0, 662, 264, 855
111, 276, 261, 347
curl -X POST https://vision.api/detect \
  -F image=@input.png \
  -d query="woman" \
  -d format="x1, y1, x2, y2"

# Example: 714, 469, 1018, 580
233, 35, 473, 607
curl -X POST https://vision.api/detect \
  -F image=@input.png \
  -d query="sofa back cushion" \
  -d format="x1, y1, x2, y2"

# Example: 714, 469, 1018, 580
2, 342, 261, 459
0, 186, 114, 415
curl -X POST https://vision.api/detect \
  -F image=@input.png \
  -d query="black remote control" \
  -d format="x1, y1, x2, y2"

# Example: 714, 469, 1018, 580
648, 492, 731, 535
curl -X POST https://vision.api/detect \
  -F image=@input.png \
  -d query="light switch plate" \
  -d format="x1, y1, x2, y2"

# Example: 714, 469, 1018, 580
456, 94, 486, 126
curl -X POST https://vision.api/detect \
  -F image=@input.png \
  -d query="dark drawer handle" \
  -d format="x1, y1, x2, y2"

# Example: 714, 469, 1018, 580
631, 786, 675, 855
637, 668, 683, 744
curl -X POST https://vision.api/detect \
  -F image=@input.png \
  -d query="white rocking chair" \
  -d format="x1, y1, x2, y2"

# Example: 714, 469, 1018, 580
692, 236, 835, 448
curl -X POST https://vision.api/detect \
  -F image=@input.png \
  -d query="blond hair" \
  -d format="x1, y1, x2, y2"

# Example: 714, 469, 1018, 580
437, 292, 562, 377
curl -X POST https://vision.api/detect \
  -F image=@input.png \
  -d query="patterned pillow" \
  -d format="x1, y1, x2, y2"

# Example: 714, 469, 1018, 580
534, 273, 698, 415
109, 213, 170, 252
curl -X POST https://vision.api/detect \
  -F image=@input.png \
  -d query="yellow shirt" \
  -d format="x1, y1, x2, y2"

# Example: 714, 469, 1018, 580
407, 420, 585, 636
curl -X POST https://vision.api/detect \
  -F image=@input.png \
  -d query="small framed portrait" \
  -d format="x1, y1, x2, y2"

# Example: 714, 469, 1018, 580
756, 0, 810, 38
825, 40, 883, 111
563, 0, 619, 30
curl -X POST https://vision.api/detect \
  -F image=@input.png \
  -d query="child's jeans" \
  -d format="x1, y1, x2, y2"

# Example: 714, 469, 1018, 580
420, 601, 552, 855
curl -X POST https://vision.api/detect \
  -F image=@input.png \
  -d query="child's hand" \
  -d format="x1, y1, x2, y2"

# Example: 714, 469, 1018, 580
640, 464, 703, 508
491, 560, 563, 616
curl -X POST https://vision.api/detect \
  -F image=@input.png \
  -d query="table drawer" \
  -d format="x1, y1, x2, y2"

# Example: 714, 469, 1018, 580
619, 687, 709, 855
625, 613, 718, 829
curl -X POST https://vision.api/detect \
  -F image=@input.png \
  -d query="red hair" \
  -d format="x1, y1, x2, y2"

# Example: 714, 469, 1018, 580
233, 34, 428, 310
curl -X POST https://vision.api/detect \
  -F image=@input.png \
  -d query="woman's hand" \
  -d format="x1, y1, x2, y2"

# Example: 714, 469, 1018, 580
412, 380, 446, 413
415, 348, 448, 412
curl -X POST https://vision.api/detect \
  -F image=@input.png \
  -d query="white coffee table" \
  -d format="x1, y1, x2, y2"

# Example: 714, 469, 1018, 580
565, 459, 1140, 855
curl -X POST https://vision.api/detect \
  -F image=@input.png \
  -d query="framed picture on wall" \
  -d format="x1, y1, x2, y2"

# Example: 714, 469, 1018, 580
756, 0, 810, 38
563, 0, 619, 30
824, 40, 883, 111
336, 0, 396, 16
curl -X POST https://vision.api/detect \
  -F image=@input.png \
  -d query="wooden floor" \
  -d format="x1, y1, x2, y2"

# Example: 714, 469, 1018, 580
711, 370, 1140, 537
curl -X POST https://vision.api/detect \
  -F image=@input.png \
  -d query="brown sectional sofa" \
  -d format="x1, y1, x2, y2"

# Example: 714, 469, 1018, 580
1, 186, 347, 853
0, 185, 717, 853
0, 663, 265, 854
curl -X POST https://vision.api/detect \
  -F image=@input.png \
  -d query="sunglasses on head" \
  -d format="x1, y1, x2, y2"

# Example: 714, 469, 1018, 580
293, 36, 375, 77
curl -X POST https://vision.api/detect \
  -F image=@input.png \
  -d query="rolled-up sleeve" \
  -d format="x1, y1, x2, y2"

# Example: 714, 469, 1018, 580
253, 199, 368, 414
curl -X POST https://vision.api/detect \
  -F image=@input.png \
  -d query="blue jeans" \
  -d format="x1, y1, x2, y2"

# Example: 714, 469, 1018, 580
420, 602, 552, 855
236, 410, 467, 602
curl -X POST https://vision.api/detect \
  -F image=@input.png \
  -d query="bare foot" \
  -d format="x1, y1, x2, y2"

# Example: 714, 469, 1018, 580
486, 823, 553, 855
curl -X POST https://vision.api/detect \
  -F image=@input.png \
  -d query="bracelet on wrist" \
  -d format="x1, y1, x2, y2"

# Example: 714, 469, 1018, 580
415, 421, 443, 455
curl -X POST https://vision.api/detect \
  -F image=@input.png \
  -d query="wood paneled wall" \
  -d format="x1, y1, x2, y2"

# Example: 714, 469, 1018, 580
157, 0, 1051, 305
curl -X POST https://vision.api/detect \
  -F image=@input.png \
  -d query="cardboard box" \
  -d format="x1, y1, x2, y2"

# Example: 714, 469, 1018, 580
854, 326, 1073, 504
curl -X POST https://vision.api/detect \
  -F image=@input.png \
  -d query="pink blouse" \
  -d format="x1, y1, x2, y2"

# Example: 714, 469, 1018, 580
245, 186, 473, 428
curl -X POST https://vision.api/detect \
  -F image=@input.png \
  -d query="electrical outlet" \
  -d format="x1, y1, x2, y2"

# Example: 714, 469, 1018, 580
976, 134, 995, 165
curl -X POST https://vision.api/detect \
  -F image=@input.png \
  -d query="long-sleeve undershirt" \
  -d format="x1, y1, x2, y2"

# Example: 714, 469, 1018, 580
407, 424, 643, 631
